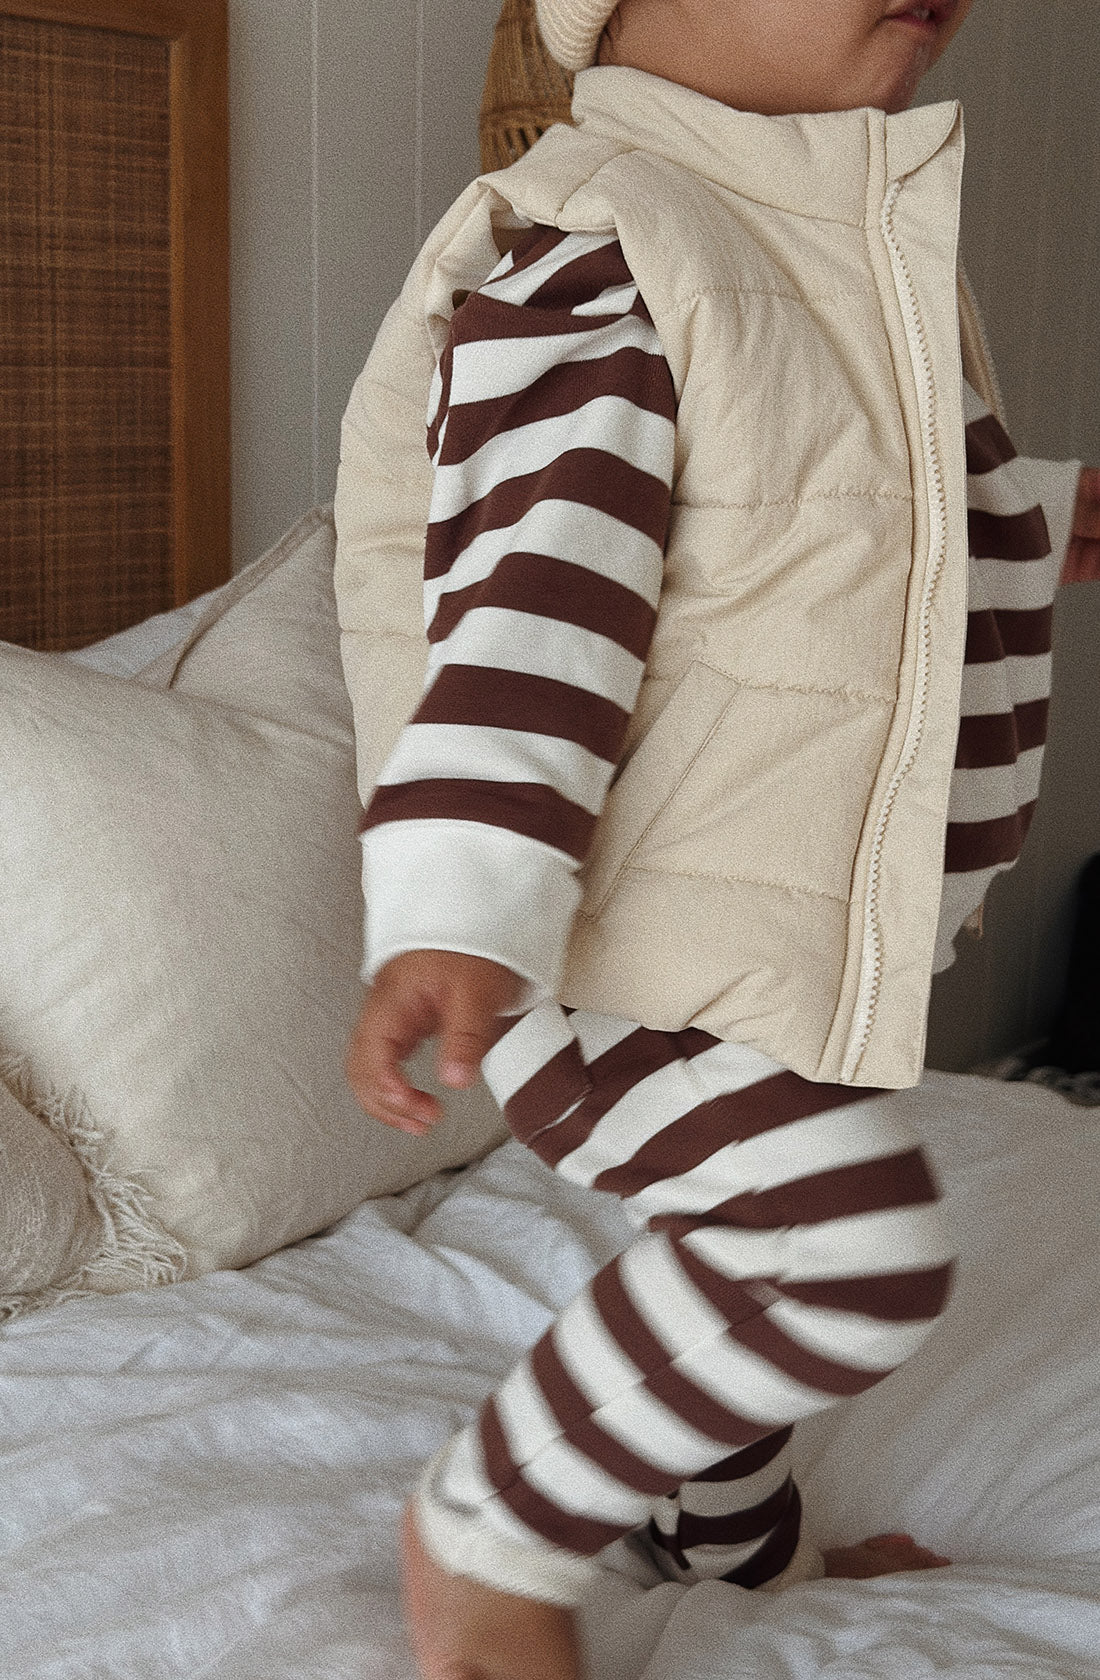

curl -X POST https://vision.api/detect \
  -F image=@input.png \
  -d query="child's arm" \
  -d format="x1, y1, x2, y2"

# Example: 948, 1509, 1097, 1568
1062, 466, 1100, 583
346, 228, 676, 1125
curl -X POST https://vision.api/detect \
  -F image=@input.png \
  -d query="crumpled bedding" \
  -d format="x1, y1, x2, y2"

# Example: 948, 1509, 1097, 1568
3, 1069, 1099, 1679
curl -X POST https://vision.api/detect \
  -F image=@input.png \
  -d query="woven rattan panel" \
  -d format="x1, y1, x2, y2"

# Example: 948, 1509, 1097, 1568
480, 0, 574, 172
0, 14, 172, 650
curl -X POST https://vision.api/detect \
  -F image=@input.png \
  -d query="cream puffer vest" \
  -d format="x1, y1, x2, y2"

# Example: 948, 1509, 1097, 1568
335, 68, 1006, 1089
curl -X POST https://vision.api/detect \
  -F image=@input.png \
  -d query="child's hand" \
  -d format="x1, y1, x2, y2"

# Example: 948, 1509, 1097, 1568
1061, 466, 1100, 584
345, 950, 523, 1134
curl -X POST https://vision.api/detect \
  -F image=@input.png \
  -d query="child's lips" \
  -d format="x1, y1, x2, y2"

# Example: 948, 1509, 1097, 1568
882, 0, 955, 30
888, 15, 937, 36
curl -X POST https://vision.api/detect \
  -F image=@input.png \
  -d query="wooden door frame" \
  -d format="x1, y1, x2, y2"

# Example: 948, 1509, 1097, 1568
5, 0, 231, 603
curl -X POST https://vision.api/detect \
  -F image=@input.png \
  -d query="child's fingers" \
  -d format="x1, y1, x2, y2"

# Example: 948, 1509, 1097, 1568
366, 1066, 442, 1133
349, 1062, 440, 1133
1074, 466, 1100, 538
345, 992, 442, 1131
1062, 468, 1100, 583
436, 972, 519, 1088
438, 1031, 490, 1088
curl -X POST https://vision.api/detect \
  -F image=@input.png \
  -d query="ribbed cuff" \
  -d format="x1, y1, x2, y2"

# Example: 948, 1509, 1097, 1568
414, 1438, 605, 1606
361, 820, 580, 1000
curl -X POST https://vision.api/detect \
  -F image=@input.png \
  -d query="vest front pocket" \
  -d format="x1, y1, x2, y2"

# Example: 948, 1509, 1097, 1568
580, 661, 893, 914
580, 660, 736, 913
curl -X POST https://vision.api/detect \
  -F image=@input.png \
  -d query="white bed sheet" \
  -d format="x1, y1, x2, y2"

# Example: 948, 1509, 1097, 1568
3, 1069, 1100, 1679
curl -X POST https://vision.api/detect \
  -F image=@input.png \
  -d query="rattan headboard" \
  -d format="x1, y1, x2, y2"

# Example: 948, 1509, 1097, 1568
0, 0, 229, 651
480, 0, 574, 172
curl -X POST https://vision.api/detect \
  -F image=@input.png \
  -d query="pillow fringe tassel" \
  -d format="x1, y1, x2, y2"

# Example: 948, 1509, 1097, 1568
0, 1054, 188, 1322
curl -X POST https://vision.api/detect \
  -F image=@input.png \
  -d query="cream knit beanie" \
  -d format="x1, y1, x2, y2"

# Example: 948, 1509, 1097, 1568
535, 0, 619, 71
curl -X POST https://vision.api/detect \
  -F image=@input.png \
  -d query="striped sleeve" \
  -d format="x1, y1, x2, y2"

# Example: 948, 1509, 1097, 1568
360, 226, 676, 997
932, 379, 1081, 971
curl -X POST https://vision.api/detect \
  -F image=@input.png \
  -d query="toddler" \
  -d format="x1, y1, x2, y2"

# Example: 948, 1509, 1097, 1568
335, 3, 1100, 1676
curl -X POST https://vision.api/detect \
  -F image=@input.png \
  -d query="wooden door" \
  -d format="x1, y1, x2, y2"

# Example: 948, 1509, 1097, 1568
0, 0, 229, 649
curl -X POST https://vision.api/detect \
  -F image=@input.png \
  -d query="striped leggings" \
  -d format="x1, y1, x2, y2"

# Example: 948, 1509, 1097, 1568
414, 1005, 957, 1605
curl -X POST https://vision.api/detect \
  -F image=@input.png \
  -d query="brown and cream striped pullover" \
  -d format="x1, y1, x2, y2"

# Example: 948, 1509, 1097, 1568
361, 224, 1067, 998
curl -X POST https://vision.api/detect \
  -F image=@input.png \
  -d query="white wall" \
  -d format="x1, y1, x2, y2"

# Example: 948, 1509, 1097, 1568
228, 0, 500, 572
226, 0, 1100, 1067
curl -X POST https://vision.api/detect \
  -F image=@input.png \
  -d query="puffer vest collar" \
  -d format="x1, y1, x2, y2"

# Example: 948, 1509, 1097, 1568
568, 66, 959, 221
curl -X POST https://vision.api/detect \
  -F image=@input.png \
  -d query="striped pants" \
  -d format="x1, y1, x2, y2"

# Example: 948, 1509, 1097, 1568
414, 1005, 956, 1605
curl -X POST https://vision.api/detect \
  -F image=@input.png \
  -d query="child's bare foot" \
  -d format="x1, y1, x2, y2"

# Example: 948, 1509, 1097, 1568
823, 1532, 951, 1578
401, 1505, 582, 1680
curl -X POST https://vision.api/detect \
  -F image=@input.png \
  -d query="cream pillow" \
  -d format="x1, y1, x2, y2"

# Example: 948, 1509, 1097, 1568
0, 1071, 95, 1299
0, 1056, 186, 1318
0, 507, 508, 1287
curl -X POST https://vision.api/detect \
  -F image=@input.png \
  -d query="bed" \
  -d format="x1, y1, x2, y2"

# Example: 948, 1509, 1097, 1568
2, 518, 1099, 1680
3, 1022, 1100, 1676
3, 4, 1099, 1672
